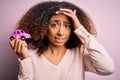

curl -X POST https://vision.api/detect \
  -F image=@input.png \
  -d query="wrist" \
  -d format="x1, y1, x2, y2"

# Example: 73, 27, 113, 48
19, 54, 30, 60
73, 21, 81, 29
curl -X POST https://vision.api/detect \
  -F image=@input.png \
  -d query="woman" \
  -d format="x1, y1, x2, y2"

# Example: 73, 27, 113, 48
9, 1, 115, 80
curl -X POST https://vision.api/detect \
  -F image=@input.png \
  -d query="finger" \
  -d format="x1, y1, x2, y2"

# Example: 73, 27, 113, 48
17, 41, 26, 55
56, 10, 72, 16
56, 8, 73, 14
61, 12, 72, 17
17, 40, 22, 54
17, 40, 26, 52
56, 9, 77, 18
13, 39, 18, 53
21, 41, 27, 49
9, 39, 15, 49
14, 36, 21, 52
60, 9, 77, 16
14, 39, 20, 53
59, 8, 73, 13
21, 41, 28, 56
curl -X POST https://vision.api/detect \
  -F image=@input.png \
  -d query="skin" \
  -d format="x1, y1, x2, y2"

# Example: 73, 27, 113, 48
42, 14, 71, 65
9, 36, 29, 60
9, 8, 81, 62
48, 14, 71, 47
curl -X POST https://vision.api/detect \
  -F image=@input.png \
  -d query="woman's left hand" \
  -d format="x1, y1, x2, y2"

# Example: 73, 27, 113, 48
56, 8, 81, 29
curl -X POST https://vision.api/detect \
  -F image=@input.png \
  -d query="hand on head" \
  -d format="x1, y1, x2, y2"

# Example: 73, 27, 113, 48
56, 8, 81, 29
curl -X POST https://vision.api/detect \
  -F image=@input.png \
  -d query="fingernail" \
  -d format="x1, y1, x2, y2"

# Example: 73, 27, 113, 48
56, 11, 59, 14
60, 8, 63, 10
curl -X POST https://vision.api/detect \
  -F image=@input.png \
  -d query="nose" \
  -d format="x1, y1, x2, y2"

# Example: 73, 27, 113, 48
57, 26, 64, 36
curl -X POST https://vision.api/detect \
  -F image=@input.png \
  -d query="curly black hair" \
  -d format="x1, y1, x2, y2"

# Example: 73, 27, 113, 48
17, 1, 97, 55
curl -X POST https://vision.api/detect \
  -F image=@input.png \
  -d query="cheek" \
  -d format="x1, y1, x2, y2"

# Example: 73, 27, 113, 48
48, 29, 56, 39
48, 28, 56, 35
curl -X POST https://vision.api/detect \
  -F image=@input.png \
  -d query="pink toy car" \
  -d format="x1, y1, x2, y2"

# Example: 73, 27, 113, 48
10, 29, 31, 40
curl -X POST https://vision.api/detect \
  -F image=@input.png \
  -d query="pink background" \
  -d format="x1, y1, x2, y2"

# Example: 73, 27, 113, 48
0, 0, 120, 80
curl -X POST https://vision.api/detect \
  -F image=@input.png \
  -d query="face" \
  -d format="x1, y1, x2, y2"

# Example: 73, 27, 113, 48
48, 14, 71, 47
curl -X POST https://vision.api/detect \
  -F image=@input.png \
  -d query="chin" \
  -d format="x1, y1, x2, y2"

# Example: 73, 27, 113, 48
53, 43, 65, 47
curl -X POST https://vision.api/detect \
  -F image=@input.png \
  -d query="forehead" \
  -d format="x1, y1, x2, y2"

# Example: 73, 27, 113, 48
49, 14, 70, 22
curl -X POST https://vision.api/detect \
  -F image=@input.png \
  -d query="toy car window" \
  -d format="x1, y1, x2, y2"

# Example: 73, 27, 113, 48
14, 32, 16, 34
17, 31, 20, 34
21, 30, 24, 33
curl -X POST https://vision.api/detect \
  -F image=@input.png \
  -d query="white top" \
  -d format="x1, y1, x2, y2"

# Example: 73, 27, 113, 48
18, 25, 115, 80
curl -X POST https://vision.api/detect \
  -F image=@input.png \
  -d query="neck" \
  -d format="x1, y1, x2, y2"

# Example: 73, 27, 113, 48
47, 44, 67, 56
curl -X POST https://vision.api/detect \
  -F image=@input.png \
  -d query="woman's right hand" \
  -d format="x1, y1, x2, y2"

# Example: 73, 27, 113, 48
9, 37, 30, 60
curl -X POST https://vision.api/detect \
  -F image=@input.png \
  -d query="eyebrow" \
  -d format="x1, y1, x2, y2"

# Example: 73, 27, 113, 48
49, 20, 70, 24
49, 20, 60, 23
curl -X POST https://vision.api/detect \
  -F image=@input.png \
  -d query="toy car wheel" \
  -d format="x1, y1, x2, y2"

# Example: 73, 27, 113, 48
10, 36, 15, 40
21, 36, 26, 40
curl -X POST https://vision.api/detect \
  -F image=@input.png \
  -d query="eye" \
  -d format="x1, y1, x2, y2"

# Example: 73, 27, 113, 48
50, 23, 58, 28
65, 24, 71, 29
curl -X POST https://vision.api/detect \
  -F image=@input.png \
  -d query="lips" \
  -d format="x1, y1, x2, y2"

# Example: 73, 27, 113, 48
55, 37, 65, 43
